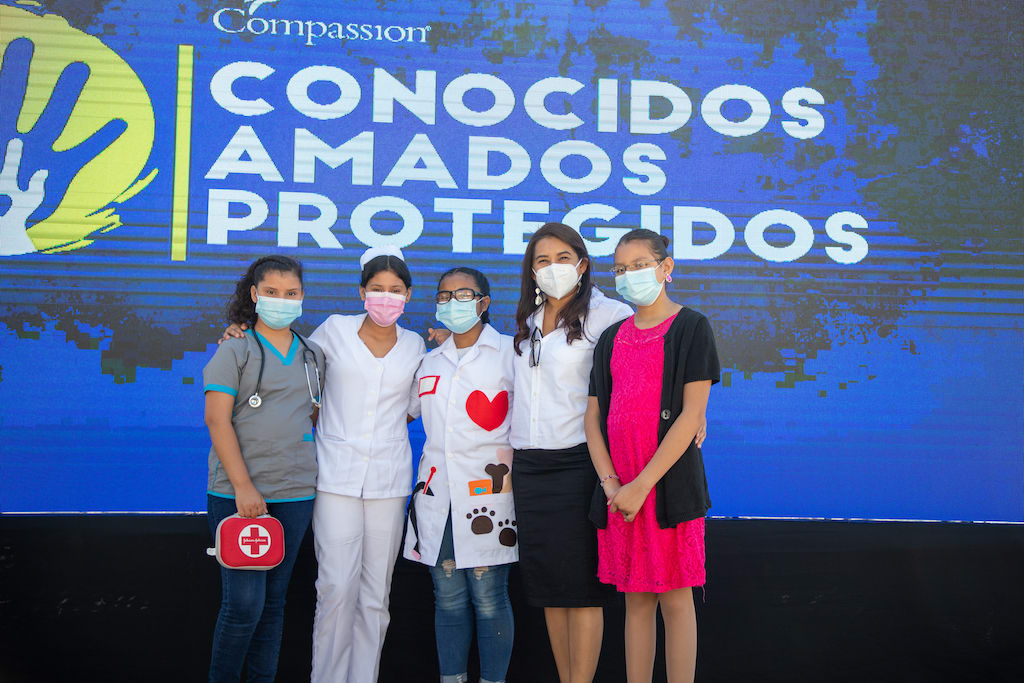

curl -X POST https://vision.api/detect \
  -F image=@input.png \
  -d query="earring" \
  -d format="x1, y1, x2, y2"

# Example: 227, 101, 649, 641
534, 287, 543, 306
666, 274, 673, 283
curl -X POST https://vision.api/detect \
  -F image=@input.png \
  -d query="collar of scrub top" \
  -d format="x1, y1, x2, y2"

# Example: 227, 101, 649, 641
359, 244, 405, 268
246, 328, 322, 409
439, 322, 499, 365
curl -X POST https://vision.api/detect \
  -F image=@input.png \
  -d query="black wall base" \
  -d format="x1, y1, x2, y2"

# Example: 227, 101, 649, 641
1, 516, 1020, 682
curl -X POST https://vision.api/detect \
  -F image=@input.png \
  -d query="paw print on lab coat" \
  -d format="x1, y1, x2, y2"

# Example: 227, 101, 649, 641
497, 519, 517, 547
467, 506, 496, 534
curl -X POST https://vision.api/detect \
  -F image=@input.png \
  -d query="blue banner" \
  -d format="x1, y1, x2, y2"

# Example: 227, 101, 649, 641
1, 0, 1021, 520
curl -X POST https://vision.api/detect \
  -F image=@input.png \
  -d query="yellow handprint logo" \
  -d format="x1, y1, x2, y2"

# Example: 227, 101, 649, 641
0, 2, 157, 256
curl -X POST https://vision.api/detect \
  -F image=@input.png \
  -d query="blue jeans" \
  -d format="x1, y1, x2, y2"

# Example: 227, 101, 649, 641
207, 495, 313, 683
428, 515, 514, 683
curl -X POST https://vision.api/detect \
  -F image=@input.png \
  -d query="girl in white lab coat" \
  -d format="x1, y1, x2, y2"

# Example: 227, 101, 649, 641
404, 267, 517, 683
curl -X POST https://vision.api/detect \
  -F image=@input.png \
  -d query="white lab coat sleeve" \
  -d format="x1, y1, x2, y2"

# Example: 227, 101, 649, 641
408, 366, 423, 420
406, 336, 427, 419
503, 336, 515, 407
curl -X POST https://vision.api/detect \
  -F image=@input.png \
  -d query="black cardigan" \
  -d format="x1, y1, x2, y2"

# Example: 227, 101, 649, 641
589, 307, 720, 528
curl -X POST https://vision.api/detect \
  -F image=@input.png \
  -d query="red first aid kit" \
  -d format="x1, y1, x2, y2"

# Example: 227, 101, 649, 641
207, 514, 285, 570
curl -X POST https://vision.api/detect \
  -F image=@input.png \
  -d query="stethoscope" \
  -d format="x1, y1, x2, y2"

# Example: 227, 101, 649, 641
248, 330, 322, 409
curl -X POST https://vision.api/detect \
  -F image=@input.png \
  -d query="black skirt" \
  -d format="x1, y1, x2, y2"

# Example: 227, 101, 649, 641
512, 444, 616, 608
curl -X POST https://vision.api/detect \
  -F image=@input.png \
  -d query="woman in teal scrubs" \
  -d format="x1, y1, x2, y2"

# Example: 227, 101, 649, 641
203, 255, 325, 683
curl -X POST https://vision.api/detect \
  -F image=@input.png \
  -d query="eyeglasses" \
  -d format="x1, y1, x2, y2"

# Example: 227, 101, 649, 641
529, 326, 542, 367
609, 259, 665, 277
435, 288, 483, 304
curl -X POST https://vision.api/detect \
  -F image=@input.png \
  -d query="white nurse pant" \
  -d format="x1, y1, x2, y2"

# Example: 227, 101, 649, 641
311, 491, 406, 683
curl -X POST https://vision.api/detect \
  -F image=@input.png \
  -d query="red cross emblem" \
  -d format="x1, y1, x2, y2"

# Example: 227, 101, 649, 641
238, 524, 272, 558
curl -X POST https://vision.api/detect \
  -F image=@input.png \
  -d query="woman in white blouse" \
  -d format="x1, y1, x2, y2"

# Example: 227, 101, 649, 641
221, 245, 425, 683
509, 222, 632, 683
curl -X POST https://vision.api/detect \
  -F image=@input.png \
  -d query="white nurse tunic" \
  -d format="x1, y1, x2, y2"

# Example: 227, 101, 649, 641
310, 313, 425, 498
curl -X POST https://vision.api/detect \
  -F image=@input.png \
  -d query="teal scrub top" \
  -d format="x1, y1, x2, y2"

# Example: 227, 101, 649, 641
203, 330, 326, 502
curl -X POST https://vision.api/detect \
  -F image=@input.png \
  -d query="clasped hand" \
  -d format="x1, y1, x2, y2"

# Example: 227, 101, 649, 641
603, 479, 651, 523
603, 421, 707, 523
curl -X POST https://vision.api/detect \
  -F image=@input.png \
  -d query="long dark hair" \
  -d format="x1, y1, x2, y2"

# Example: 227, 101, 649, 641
226, 255, 304, 327
438, 266, 491, 324
513, 223, 593, 354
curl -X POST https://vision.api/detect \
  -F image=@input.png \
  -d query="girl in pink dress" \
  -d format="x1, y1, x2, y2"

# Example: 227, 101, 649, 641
585, 229, 720, 683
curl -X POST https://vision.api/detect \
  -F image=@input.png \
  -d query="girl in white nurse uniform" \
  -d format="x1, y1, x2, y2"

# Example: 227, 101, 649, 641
308, 247, 425, 683
404, 267, 517, 683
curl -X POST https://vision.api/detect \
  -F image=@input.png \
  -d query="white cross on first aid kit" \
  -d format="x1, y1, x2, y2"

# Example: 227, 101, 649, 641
207, 514, 285, 570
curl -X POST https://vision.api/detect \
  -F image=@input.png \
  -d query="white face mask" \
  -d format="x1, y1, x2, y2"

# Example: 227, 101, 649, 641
533, 260, 582, 300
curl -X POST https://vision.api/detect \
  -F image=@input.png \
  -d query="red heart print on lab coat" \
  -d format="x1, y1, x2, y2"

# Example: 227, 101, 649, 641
465, 390, 509, 431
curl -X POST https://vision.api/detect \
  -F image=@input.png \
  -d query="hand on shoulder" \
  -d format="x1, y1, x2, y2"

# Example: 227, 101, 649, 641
426, 327, 451, 347
217, 322, 248, 345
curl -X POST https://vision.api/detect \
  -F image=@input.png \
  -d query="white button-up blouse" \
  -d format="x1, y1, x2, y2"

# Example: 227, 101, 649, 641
509, 289, 632, 451
310, 313, 426, 499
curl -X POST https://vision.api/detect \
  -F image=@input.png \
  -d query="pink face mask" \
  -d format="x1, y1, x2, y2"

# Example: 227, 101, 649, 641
364, 291, 406, 327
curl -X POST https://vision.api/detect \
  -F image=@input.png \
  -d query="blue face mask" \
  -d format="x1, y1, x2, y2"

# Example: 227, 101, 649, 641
255, 296, 302, 329
435, 299, 481, 334
615, 267, 664, 307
